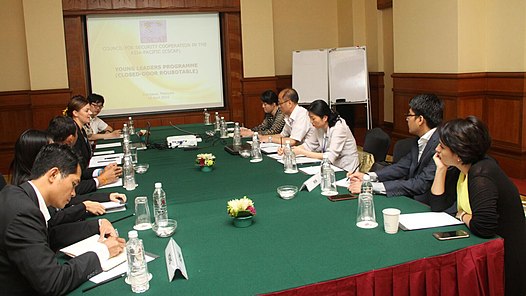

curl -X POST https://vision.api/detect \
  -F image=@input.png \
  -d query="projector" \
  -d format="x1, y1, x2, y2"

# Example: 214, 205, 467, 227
166, 135, 199, 148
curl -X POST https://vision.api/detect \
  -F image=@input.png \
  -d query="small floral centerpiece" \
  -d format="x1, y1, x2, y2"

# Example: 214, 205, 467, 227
196, 153, 216, 172
227, 196, 256, 227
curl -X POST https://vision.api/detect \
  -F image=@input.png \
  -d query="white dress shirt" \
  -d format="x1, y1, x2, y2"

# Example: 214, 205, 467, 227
280, 105, 314, 143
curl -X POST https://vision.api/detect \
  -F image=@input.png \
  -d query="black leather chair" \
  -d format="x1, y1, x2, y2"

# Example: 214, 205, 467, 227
392, 137, 417, 163
0, 173, 6, 191
363, 128, 391, 172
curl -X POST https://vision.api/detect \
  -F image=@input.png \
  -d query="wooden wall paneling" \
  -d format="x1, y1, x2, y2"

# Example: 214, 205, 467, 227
160, 0, 186, 8
377, 0, 392, 10
368, 72, 384, 127
136, 0, 162, 8
64, 16, 88, 97
62, 0, 88, 10
88, 0, 113, 10
112, 0, 137, 9
29, 90, 73, 130
276, 75, 292, 92
241, 77, 277, 128
222, 12, 243, 123
456, 96, 484, 119
0, 92, 32, 147
486, 96, 521, 147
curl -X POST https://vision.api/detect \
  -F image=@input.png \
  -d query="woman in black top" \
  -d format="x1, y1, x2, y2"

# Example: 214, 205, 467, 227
430, 116, 526, 295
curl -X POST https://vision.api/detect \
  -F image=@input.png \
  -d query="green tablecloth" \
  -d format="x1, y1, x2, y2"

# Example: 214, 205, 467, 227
70, 124, 495, 295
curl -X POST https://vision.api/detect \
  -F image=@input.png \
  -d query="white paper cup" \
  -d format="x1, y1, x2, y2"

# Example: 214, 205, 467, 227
382, 208, 401, 234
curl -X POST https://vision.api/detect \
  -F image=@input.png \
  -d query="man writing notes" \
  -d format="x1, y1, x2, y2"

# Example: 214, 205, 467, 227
0, 144, 125, 295
263, 88, 314, 145
347, 94, 443, 205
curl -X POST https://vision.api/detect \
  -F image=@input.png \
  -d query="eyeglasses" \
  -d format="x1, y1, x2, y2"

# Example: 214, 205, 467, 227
91, 103, 104, 109
405, 113, 420, 119
278, 99, 290, 106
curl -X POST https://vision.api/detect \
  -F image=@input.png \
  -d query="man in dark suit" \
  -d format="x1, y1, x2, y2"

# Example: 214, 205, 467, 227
47, 115, 122, 194
0, 143, 125, 295
348, 94, 443, 205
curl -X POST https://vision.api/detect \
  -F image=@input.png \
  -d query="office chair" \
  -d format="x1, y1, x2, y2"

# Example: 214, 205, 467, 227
363, 128, 390, 162
392, 137, 417, 163
0, 172, 6, 191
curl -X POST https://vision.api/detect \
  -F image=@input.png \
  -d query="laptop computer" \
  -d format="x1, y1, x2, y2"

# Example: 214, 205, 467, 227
130, 121, 151, 150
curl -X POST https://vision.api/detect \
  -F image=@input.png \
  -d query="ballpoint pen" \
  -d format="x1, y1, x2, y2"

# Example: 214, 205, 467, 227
82, 273, 125, 293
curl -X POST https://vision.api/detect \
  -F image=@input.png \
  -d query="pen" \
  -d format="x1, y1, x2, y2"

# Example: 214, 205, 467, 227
110, 213, 135, 224
280, 137, 283, 148
82, 272, 125, 293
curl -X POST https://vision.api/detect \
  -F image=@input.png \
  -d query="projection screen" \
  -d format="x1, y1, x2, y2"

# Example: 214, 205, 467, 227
86, 13, 224, 116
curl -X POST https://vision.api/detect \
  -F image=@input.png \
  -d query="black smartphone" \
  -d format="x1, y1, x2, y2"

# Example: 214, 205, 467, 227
432, 230, 470, 241
327, 193, 359, 202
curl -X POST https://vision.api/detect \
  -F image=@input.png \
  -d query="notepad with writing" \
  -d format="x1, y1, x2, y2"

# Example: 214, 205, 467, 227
100, 201, 126, 213
60, 234, 127, 271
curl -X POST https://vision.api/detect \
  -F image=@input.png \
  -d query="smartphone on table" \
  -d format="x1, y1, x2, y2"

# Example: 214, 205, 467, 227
327, 193, 359, 202
432, 230, 470, 240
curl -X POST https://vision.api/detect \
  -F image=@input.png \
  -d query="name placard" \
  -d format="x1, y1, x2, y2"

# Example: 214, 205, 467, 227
165, 238, 188, 281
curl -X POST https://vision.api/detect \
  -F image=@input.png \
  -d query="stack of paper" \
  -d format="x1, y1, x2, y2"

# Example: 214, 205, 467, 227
89, 153, 123, 168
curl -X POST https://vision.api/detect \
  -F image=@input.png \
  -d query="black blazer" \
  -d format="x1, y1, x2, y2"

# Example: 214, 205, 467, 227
72, 122, 97, 180
0, 182, 102, 295
376, 130, 439, 204
429, 157, 526, 295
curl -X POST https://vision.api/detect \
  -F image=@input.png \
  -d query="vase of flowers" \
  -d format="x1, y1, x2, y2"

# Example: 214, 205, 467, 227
227, 196, 256, 228
196, 153, 215, 172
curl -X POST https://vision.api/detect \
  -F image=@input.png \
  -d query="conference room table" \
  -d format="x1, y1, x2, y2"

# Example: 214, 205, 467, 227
69, 123, 504, 295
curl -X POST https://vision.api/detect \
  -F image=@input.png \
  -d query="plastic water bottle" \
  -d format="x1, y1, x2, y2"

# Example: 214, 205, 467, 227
126, 230, 150, 293
203, 109, 210, 125
233, 122, 242, 146
153, 182, 168, 226
128, 117, 135, 135
220, 117, 228, 138
283, 140, 298, 174
214, 112, 220, 131
122, 123, 130, 143
361, 174, 373, 194
123, 153, 136, 191
250, 132, 263, 162
320, 153, 337, 196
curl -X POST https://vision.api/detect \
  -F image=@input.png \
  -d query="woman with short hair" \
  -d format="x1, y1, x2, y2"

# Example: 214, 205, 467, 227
241, 90, 285, 137
431, 116, 526, 295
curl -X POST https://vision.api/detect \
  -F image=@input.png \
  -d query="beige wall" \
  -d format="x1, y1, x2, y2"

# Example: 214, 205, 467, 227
240, 0, 276, 78
381, 8, 394, 122
272, 0, 339, 75
0, 0, 29, 91
394, 0, 526, 73
394, 0, 459, 73
22, 0, 69, 90
337, 0, 353, 47
485, 0, 526, 71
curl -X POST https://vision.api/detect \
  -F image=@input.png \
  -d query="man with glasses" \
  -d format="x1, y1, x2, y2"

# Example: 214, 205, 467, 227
347, 94, 443, 205
86, 93, 120, 141
264, 88, 314, 146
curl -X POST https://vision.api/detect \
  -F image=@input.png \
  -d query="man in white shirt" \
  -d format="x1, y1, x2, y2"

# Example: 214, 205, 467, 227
263, 88, 314, 146
0, 143, 125, 295
86, 93, 120, 140
347, 94, 443, 205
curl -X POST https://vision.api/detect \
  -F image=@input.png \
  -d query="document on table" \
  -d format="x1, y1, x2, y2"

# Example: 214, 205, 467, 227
267, 154, 282, 160
335, 177, 350, 188
100, 201, 126, 213
60, 234, 127, 271
398, 212, 463, 230
93, 150, 115, 156
89, 153, 123, 168
96, 142, 121, 149
89, 254, 156, 284
277, 157, 321, 165
299, 164, 343, 175
260, 143, 280, 154
99, 178, 123, 189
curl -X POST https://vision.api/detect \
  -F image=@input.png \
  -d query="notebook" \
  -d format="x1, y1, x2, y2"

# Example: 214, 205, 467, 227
60, 234, 127, 271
